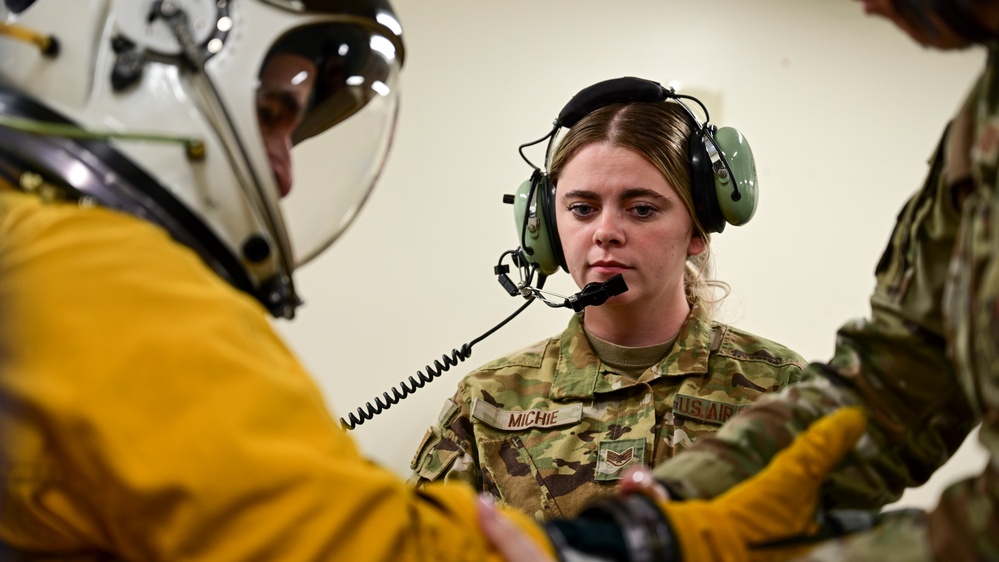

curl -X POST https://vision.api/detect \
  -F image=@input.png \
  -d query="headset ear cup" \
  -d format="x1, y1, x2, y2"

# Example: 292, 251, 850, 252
711, 127, 758, 226
512, 172, 563, 275
689, 131, 726, 234
540, 175, 567, 272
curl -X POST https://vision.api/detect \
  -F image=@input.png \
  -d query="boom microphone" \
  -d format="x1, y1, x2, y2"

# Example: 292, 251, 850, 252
565, 274, 628, 312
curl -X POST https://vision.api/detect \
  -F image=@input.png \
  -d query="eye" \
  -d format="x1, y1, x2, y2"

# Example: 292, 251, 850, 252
256, 104, 276, 126
631, 203, 658, 219
568, 202, 597, 218
256, 90, 305, 131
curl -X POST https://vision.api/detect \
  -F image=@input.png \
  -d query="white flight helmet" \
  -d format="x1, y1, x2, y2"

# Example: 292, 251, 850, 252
0, 0, 405, 318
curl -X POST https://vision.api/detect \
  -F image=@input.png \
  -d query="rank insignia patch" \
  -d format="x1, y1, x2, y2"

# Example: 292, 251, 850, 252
595, 438, 646, 481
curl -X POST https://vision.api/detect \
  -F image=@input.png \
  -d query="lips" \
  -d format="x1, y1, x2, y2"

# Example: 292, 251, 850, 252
588, 260, 630, 275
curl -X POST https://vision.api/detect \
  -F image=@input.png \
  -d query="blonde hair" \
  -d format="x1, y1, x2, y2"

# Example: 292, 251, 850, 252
548, 101, 729, 309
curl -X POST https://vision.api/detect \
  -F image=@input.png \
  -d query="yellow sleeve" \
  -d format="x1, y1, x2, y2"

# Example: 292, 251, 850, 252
0, 194, 549, 561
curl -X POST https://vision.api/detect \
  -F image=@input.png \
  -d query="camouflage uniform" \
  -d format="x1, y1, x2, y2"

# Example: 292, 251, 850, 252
652, 46, 999, 561
409, 302, 805, 521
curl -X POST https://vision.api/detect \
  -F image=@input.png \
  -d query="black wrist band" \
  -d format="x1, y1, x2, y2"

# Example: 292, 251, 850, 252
576, 494, 680, 562
544, 516, 629, 561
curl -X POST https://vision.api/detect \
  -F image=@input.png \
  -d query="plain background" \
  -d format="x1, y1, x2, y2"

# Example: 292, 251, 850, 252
275, 0, 989, 510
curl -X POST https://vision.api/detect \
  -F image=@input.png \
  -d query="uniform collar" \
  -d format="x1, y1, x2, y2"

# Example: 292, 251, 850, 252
653, 301, 715, 378
550, 302, 716, 400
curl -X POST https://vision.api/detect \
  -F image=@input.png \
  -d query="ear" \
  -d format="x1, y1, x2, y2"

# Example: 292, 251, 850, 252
687, 232, 707, 257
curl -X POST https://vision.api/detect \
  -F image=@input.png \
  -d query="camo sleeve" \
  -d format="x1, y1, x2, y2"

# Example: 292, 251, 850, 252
409, 385, 482, 491
653, 111, 977, 511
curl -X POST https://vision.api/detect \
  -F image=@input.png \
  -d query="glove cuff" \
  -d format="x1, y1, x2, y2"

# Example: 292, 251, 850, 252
544, 494, 681, 562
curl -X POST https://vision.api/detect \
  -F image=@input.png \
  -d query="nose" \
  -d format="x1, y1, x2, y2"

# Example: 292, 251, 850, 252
593, 212, 624, 247
264, 130, 294, 198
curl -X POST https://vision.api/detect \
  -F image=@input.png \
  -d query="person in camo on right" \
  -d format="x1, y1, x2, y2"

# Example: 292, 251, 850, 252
636, 0, 999, 559
410, 85, 806, 521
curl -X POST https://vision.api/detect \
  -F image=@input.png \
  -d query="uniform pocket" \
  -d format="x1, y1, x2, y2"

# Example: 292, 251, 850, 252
410, 426, 462, 481
472, 399, 593, 520
479, 434, 593, 521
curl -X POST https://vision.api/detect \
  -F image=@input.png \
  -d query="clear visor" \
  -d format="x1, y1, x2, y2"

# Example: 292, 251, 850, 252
257, 21, 401, 266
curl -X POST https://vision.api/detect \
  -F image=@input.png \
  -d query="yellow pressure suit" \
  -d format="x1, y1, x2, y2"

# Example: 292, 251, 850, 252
0, 189, 547, 561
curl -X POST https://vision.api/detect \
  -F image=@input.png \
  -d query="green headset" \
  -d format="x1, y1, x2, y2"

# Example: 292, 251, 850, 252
510, 76, 758, 276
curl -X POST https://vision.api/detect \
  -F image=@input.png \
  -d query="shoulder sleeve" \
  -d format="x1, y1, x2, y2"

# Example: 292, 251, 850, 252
713, 325, 807, 390
410, 385, 482, 490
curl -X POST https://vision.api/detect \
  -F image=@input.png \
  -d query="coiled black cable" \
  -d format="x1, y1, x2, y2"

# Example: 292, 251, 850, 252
339, 297, 536, 430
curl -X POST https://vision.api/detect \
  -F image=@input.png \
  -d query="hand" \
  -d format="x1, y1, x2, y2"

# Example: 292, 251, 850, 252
477, 494, 556, 562
617, 464, 670, 502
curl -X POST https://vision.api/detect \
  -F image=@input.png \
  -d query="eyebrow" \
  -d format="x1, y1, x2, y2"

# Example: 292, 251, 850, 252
561, 187, 671, 203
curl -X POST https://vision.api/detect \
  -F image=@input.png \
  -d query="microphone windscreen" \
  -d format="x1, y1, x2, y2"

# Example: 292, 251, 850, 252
603, 274, 628, 297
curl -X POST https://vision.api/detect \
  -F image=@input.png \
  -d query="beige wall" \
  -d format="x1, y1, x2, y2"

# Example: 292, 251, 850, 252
275, 0, 989, 510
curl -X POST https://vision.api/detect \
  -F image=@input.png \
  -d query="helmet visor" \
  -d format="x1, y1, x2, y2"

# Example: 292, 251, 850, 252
257, 20, 402, 266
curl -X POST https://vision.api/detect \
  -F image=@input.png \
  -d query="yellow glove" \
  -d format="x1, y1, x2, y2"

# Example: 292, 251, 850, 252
658, 407, 867, 562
